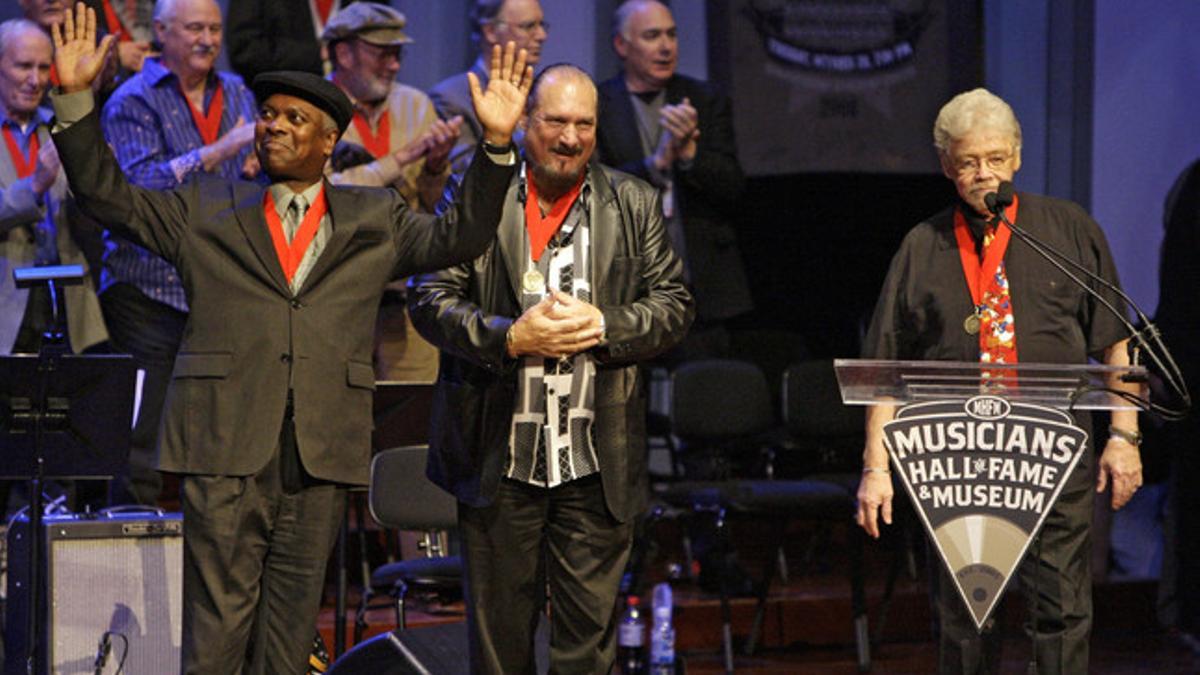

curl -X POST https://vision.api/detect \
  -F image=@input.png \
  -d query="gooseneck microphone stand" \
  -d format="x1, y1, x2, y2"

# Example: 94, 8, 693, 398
985, 182, 1190, 419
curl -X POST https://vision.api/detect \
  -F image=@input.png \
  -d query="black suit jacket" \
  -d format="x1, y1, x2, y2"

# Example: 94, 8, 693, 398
53, 102, 514, 486
408, 164, 694, 522
596, 74, 752, 322
226, 0, 384, 87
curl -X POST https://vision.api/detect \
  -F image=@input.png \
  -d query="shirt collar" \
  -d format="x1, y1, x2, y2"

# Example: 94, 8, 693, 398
0, 106, 52, 134
267, 181, 325, 218
143, 57, 219, 90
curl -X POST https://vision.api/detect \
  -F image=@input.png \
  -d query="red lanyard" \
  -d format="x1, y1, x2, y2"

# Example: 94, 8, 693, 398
178, 82, 224, 145
312, 0, 337, 29
351, 111, 390, 159
2, 126, 39, 179
953, 195, 1019, 308
524, 175, 584, 261
263, 188, 329, 283
101, 0, 132, 42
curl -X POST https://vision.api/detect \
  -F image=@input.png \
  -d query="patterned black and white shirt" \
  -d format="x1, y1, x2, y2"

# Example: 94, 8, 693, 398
505, 165, 600, 487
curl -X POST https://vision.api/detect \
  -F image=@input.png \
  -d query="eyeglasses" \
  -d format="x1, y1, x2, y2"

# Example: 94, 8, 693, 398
493, 19, 550, 35
354, 41, 404, 64
951, 152, 1013, 176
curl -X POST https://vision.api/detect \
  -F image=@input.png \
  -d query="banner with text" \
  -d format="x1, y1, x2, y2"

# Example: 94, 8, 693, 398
883, 396, 1087, 630
717, 0, 981, 175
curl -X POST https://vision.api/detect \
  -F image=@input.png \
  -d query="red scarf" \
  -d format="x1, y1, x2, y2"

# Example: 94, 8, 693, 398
312, 0, 337, 29
101, 0, 132, 42
351, 111, 390, 159
179, 82, 224, 145
954, 195, 1020, 364
2, 126, 39, 179
524, 175, 584, 261
263, 188, 329, 283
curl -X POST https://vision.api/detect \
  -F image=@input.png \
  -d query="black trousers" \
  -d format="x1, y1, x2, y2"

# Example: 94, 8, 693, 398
459, 476, 634, 675
179, 415, 345, 675
100, 282, 187, 506
934, 451, 1095, 674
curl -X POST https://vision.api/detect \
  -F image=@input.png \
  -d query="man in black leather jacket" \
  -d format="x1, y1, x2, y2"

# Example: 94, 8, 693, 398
409, 64, 693, 674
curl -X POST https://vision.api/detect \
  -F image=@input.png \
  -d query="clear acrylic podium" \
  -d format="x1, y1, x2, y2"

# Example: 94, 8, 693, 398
832, 358, 1149, 634
833, 358, 1148, 411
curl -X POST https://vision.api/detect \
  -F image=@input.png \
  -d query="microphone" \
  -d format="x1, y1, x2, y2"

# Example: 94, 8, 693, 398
983, 181, 1190, 417
985, 181, 1015, 214
93, 632, 112, 674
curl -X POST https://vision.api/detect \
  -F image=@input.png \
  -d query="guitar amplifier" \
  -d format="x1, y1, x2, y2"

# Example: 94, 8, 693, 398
5, 512, 183, 674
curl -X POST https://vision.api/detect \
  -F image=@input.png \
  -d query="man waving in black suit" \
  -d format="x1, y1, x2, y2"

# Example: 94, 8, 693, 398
49, 3, 532, 672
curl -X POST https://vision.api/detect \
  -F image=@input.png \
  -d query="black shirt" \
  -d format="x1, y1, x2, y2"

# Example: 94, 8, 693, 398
864, 192, 1129, 365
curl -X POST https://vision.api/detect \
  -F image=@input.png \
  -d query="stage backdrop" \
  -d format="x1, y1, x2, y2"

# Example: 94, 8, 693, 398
709, 0, 982, 176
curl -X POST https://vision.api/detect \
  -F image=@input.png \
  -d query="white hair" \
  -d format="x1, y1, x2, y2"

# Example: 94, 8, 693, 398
0, 18, 48, 59
612, 0, 669, 40
932, 88, 1022, 156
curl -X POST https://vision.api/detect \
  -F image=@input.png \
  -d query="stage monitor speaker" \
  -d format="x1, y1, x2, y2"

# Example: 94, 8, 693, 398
5, 512, 183, 675
329, 622, 470, 675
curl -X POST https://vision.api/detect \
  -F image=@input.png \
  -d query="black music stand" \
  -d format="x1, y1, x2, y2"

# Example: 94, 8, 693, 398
2, 265, 135, 674
333, 382, 433, 657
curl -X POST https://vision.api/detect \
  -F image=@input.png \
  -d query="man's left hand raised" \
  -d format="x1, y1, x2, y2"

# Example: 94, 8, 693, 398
468, 41, 533, 148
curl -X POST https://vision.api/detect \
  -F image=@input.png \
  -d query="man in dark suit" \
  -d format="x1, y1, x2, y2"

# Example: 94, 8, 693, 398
49, 5, 532, 672
429, 0, 548, 174
226, 0, 384, 87
409, 64, 693, 673
597, 0, 749, 360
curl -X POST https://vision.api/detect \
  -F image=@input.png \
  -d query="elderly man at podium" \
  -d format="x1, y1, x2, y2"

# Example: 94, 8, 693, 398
855, 88, 1143, 674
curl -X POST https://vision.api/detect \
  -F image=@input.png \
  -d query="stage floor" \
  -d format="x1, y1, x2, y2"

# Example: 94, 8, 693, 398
319, 512, 1200, 673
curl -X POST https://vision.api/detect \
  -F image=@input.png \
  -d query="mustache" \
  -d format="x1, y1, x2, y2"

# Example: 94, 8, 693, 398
550, 144, 583, 157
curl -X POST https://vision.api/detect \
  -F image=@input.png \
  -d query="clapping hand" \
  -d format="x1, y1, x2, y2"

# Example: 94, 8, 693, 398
51, 3, 117, 94
468, 42, 534, 147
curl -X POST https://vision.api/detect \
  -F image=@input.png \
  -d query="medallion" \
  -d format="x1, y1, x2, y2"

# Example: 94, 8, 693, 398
964, 313, 982, 335
522, 268, 545, 294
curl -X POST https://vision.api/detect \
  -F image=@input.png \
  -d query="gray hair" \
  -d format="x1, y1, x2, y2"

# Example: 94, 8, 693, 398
612, 0, 669, 40
0, 18, 46, 59
154, 0, 219, 23
933, 88, 1022, 156
470, 0, 506, 48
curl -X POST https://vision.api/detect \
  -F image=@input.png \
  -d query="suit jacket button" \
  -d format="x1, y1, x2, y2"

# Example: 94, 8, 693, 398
291, 299, 302, 309
280, 354, 292, 363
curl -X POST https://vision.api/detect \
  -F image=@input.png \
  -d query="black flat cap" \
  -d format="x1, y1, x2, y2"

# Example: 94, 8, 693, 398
252, 71, 354, 134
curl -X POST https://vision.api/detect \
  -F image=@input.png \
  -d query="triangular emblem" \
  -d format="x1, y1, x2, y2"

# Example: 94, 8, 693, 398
883, 396, 1087, 629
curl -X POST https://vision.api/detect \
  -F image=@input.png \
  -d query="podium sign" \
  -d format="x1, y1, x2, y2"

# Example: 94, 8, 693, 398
883, 396, 1087, 629
835, 358, 1145, 631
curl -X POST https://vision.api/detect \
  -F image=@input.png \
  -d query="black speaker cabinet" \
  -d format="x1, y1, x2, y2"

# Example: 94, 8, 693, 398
5, 512, 183, 674
329, 622, 470, 674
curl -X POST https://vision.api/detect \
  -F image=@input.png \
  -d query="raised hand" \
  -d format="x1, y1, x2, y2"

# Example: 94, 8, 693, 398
468, 42, 534, 147
422, 116, 463, 173
50, 3, 117, 93
32, 142, 61, 196
660, 98, 699, 162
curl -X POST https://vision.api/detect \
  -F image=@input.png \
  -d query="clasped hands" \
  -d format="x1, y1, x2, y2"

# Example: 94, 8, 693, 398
651, 97, 700, 170
506, 290, 604, 360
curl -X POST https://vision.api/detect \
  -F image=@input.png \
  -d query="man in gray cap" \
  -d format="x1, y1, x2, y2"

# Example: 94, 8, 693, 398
324, 3, 462, 382
49, 4, 534, 673
324, 3, 460, 211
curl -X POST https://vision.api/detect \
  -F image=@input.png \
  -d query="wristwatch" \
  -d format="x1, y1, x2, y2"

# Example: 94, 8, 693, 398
1108, 425, 1143, 447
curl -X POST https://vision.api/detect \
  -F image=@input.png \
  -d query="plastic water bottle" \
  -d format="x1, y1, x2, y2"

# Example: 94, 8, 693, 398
649, 582, 675, 674
617, 595, 646, 674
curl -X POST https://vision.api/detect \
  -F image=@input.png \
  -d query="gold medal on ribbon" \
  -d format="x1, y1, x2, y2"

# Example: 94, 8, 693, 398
522, 268, 545, 294
964, 312, 981, 335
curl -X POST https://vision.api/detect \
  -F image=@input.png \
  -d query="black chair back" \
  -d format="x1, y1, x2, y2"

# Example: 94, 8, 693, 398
368, 445, 457, 532
670, 359, 775, 441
